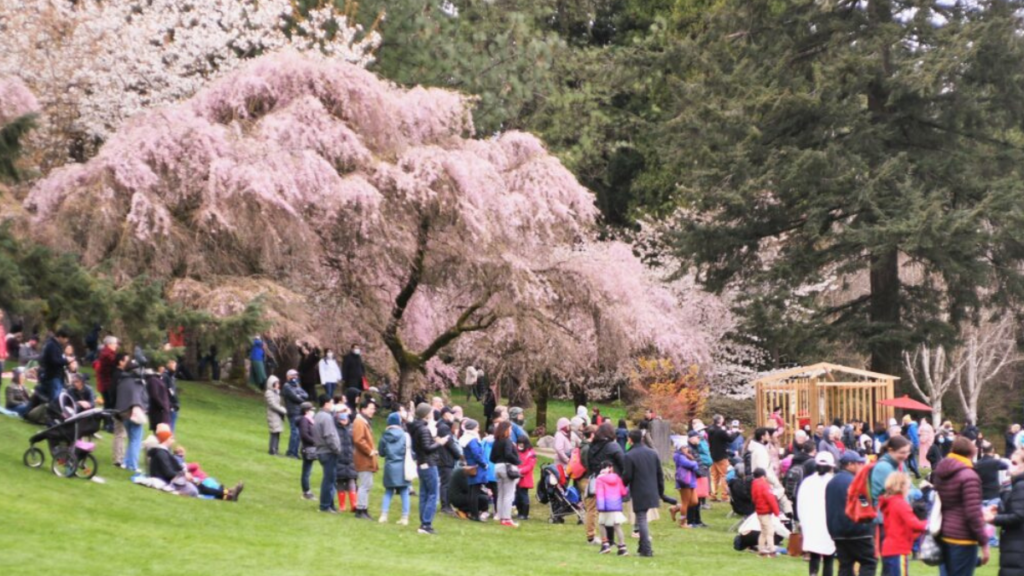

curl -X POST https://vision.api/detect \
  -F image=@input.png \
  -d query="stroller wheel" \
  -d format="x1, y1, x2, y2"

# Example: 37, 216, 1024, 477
50, 447, 78, 478
74, 453, 98, 480
23, 447, 45, 468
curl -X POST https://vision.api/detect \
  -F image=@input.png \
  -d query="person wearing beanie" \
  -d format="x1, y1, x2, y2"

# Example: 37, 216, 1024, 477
352, 398, 379, 519
458, 419, 490, 521
409, 402, 450, 535
313, 395, 342, 513
377, 412, 412, 525
333, 405, 358, 513
436, 405, 461, 516
554, 417, 573, 468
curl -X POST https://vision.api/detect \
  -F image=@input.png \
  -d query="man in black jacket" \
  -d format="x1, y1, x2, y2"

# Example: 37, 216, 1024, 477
707, 414, 740, 502
436, 407, 461, 515
282, 370, 308, 458
825, 451, 875, 576
163, 360, 180, 432
39, 328, 73, 404
623, 429, 665, 557
342, 344, 365, 392
409, 403, 450, 535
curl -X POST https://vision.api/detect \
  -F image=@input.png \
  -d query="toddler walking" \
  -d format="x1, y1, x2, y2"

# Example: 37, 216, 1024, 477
595, 461, 629, 556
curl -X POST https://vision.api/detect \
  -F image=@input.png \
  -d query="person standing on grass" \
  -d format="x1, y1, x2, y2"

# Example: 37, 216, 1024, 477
587, 423, 626, 540
879, 472, 927, 576
317, 349, 341, 401
333, 404, 358, 512
96, 336, 119, 418
341, 343, 365, 394
488, 420, 521, 529
114, 359, 149, 473
163, 359, 180, 432
437, 406, 461, 516
410, 403, 451, 534
934, 436, 990, 576
378, 412, 411, 525
515, 436, 536, 521
146, 368, 172, 433
39, 327, 73, 405
870, 436, 912, 552
798, 452, 836, 576
595, 460, 630, 556
670, 441, 699, 528
282, 369, 308, 459
984, 448, 1024, 576
707, 414, 739, 502
460, 419, 490, 521
249, 335, 267, 390
298, 402, 317, 500
623, 429, 665, 557
752, 467, 780, 557
264, 376, 286, 456
313, 395, 341, 513
826, 451, 877, 576
352, 398, 379, 520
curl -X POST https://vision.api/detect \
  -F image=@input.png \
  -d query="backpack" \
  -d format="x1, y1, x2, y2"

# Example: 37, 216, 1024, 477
844, 460, 878, 523
742, 448, 753, 477
567, 447, 586, 480
784, 463, 805, 504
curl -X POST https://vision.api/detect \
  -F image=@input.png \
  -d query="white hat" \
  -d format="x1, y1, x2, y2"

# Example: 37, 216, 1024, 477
814, 452, 836, 466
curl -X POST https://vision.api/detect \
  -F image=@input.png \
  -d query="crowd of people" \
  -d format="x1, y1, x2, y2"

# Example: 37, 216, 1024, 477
2, 325, 243, 502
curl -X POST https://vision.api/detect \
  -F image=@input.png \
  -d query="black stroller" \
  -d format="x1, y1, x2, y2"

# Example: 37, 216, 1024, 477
23, 393, 109, 479
537, 464, 585, 524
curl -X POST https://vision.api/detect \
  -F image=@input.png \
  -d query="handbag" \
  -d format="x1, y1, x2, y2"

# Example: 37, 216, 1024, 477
586, 474, 597, 497
787, 531, 803, 557
302, 446, 318, 461
463, 465, 478, 477
504, 462, 521, 480
130, 406, 148, 426
919, 533, 943, 567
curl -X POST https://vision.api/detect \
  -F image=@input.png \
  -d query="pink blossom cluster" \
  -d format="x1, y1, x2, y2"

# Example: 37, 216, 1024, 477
0, 76, 39, 126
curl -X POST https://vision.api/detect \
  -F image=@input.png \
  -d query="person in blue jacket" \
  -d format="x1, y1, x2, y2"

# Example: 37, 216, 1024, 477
901, 415, 922, 479
459, 419, 491, 521
826, 451, 877, 576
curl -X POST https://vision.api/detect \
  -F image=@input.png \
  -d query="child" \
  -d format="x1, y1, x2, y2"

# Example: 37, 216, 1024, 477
879, 472, 927, 576
670, 443, 699, 527
515, 436, 536, 520
751, 467, 780, 557
595, 461, 629, 556
334, 407, 358, 512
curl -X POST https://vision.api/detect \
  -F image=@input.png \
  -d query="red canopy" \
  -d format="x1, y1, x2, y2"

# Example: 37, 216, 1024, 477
878, 395, 933, 412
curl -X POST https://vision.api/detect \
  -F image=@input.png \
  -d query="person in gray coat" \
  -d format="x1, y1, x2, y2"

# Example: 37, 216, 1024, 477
377, 412, 412, 525
623, 429, 667, 557
312, 395, 341, 513
264, 376, 286, 456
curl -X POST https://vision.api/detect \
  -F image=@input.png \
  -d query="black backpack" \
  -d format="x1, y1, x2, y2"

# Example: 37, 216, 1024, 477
784, 463, 805, 504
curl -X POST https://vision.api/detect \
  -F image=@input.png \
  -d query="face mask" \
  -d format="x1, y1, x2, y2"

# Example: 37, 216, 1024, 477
354, 349, 361, 356
327, 353, 334, 359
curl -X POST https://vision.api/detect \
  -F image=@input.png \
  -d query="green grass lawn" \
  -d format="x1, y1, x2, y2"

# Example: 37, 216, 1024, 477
0, 379, 992, 575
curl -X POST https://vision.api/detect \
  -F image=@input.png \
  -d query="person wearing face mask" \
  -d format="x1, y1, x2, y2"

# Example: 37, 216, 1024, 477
318, 349, 342, 401
342, 343, 365, 394
984, 449, 1024, 576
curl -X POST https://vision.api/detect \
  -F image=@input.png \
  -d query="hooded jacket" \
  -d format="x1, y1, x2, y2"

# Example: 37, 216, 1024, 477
264, 380, 286, 433
377, 426, 408, 489
933, 454, 987, 545
352, 413, 378, 473
334, 417, 356, 481
752, 477, 780, 516
114, 369, 149, 415
825, 469, 873, 540
995, 474, 1024, 576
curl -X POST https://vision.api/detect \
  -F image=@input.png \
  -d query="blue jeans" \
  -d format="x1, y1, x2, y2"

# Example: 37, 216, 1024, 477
124, 420, 143, 471
301, 458, 314, 493
418, 465, 439, 527
287, 417, 300, 457
324, 382, 336, 400
170, 410, 178, 433
43, 377, 64, 403
318, 453, 338, 511
939, 542, 978, 576
382, 486, 411, 517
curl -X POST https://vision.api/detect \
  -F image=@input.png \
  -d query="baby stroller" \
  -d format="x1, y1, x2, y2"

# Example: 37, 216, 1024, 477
537, 464, 585, 524
23, 392, 108, 479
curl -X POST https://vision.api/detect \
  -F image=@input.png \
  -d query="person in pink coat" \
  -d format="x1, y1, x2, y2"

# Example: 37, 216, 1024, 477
595, 461, 630, 556
515, 436, 536, 520
918, 419, 935, 470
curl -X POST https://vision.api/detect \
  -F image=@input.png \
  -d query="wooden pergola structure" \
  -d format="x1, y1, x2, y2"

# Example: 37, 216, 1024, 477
754, 362, 898, 442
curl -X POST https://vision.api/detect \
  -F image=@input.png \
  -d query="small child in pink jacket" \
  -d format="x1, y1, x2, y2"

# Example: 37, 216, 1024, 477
595, 461, 629, 556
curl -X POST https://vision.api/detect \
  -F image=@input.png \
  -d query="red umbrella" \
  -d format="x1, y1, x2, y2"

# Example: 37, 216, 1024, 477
878, 395, 933, 412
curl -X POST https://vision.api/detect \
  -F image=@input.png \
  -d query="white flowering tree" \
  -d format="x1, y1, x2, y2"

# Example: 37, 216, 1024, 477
0, 0, 380, 169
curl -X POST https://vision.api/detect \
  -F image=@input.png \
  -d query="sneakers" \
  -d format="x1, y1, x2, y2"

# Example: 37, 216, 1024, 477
599, 542, 612, 554
397, 516, 409, 526
500, 519, 519, 528
617, 546, 629, 557
378, 514, 388, 524
302, 492, 315, 500
639, 550, 654, 558
418, 525, 436, 535
588, 537, 601, 545
319, 508, 338, 514
478, 512, 490, 522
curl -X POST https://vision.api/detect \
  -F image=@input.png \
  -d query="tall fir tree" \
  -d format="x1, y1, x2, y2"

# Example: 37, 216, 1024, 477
666, 0, 1024, 376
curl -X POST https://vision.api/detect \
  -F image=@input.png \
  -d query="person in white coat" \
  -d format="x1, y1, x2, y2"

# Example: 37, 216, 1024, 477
797, 451, 837, 576
318, 349, 342, 401
750, 427, 792, 514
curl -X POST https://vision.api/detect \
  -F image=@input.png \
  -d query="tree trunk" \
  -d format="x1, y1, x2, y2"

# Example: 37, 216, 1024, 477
869, 247, 901, 377
533, 378, 550, 433
397, 364, 418, 405
571, 380, 588, 410
932, 397, 943, 429
228, 349, 246, 385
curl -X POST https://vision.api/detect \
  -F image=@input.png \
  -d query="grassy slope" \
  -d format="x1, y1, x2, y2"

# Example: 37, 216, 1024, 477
0, 380, 991, 576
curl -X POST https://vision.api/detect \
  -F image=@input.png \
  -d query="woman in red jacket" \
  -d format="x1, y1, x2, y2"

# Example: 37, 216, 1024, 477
752, 467, 780, 557
879, 472, 927, 576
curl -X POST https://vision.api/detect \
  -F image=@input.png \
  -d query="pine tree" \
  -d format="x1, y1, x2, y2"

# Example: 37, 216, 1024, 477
667, 0, 1024, 376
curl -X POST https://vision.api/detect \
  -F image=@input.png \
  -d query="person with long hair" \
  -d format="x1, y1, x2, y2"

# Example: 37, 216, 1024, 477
490, 420, 521, 528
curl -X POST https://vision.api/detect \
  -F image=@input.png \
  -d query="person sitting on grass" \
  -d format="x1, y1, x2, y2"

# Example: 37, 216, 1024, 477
68, 373, 95, 411
146, 423, 243, 501
5, 366, 31, 417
